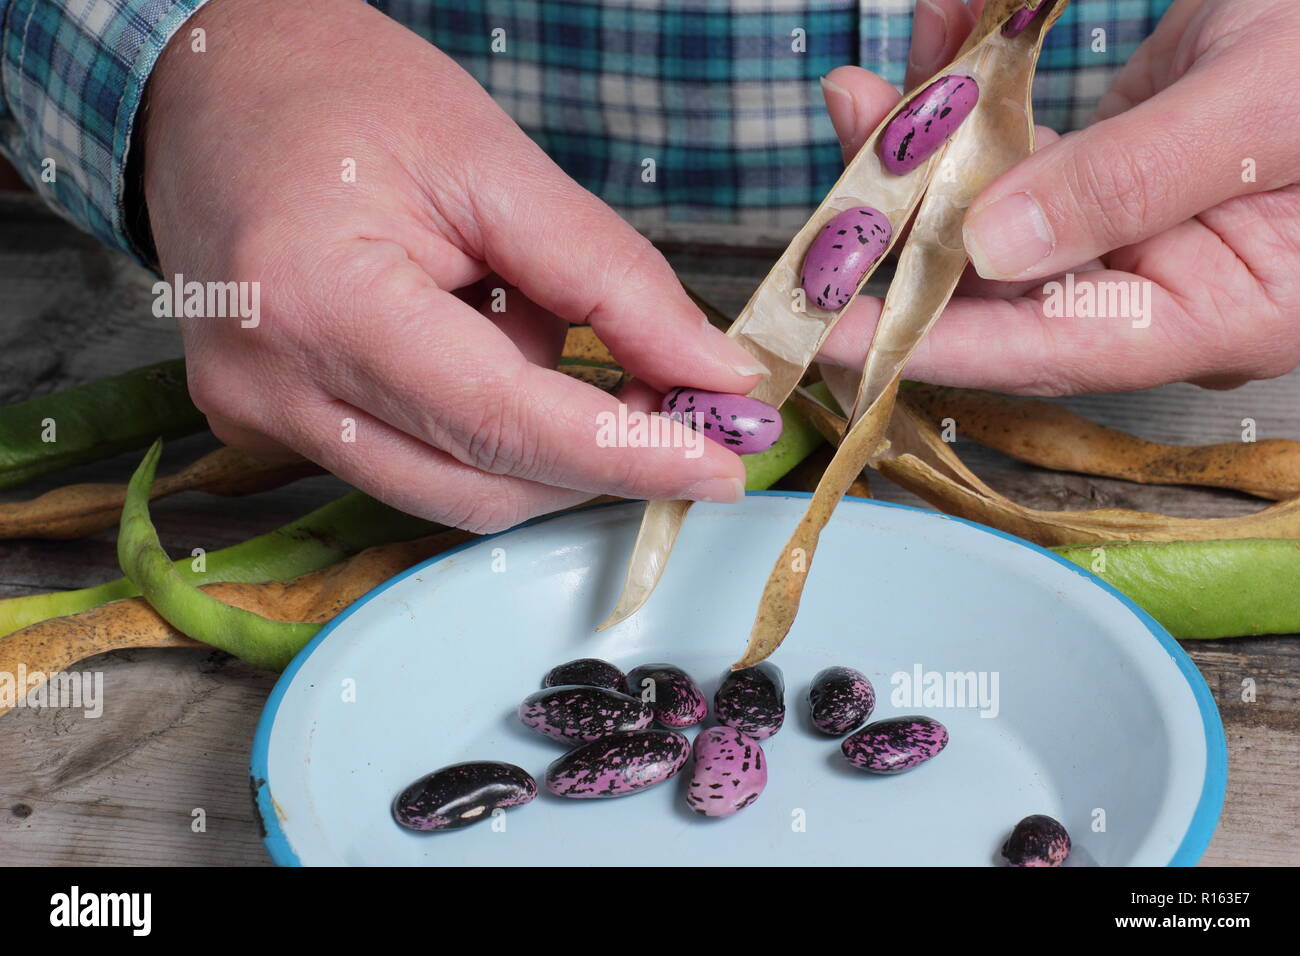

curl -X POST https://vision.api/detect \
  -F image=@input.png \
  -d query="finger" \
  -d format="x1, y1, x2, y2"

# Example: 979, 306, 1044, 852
461, 138, 765, 393
962, 56, 1300, 282
468, 279, 569, 368
1090, 0, 1207, 123
904, 0, 977, 91
616, 377, 670, 416
315, 241, 749, 502
820, 66, 903, 164
260, 393, 595, 534
204, 413, 302, 464
820, 268, 1215, 395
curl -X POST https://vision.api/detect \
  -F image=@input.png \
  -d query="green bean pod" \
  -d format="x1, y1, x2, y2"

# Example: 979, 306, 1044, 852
0, 360, 206, 489
118, 440, 320, 670
1052, 539, 1300, 639
0, 490, 444, 639
743, 401, 824, 491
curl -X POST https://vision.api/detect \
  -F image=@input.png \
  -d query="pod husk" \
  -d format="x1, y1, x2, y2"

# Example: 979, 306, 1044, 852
599, 1, 1058, 632
735, 0, 1068, 667
816, 365, 1300, 546
0, 446, 320, 540
903, 383, 1300, 500
0, 530, 472, 717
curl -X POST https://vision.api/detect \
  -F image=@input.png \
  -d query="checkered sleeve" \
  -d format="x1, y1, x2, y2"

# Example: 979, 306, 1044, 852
0, 0, 212, 264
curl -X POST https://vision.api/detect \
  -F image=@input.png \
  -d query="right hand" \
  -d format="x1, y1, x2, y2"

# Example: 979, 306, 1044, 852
143, 0, 764, 532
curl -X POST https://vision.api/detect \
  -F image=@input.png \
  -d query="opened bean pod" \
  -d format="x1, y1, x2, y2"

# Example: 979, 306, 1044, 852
736, 0, 1068, 668
601, 0, 1067, 646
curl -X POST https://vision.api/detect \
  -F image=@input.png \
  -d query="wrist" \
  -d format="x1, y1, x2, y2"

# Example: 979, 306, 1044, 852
141, 0, 366, 248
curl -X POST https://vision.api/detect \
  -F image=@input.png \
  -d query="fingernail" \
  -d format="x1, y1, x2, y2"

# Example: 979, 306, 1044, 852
707, 325, 770, 378
963, 192, 1055, 279
819, 75, 854, 141
680, 477, 745, 503
909, 0, 950, 76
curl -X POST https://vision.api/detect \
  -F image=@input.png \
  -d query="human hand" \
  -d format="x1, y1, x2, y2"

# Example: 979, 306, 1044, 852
819, 0, 1300, 394
143, 0, 764, 532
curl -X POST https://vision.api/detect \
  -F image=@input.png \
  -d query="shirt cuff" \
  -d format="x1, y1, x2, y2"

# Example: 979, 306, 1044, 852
0, 0, 213, 267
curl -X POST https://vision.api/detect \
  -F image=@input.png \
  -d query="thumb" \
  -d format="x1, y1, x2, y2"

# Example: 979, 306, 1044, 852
962, 57, 1296, 281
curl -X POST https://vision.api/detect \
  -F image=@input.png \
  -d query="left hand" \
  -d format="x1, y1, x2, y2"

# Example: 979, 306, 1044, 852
818, 0, 1300, 394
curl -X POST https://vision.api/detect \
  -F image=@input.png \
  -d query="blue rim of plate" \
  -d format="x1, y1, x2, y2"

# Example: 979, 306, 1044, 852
250, 491, 1228, 867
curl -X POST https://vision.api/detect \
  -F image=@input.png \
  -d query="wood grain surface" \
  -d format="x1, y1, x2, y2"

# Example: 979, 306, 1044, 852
0, 196, 1295, 866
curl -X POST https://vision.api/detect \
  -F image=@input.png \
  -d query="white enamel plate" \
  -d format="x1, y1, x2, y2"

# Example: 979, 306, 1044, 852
252, 494, 1225, 866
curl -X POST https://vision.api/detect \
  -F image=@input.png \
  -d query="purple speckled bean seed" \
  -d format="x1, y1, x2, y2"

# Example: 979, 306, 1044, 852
1002, 2, 1045, 38
799, 206, 893, 311
518, 685, 653, 744
542, 657, 628, 693
1002, 814, 1071, 867
686, 726, 767, 818
841, 715, 948, 773
392, 761, 536, 831
546, 729, 691, 798
808, 665, 876, 736
714, 662, 785, 740
661, 388, 783, 455
879, 75, 980, 175
626, 663, 708, 728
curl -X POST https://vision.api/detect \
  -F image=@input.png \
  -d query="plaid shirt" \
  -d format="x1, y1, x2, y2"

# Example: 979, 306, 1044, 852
0, 0, 1172, 266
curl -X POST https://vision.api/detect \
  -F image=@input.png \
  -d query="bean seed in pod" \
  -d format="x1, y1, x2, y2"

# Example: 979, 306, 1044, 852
546, 729, 691, 798
808, 665, 876, 735
800, 206, 893, 311
661, 388, 783, 455
392, 761, 537, 832
542, 657, 628, 693
518, 685, 653, 744
1002, 814, 1071, 867
879, 75, 980, 175
1002, 2, 1045, 38
841, 715, 948, 773
626, 663, 708, 728
714, 662, 785, 740
686, 726, 767, 818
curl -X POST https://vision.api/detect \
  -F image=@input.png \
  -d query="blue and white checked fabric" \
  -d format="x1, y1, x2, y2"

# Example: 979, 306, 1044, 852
0, 0, 1174, 265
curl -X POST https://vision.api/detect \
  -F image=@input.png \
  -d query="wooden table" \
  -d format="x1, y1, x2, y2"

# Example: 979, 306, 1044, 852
0, 194, 1295, 865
